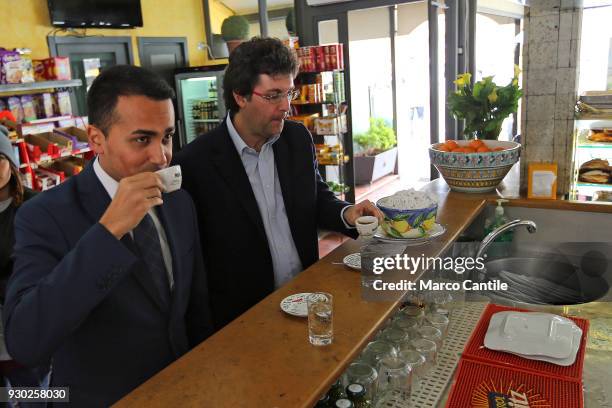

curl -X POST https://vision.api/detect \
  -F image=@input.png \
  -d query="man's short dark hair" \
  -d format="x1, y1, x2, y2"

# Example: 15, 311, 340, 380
223, 37, 299, 113
87, 65, 175, 134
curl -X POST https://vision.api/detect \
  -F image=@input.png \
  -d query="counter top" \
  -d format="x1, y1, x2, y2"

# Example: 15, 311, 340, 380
116, 177, 612, 408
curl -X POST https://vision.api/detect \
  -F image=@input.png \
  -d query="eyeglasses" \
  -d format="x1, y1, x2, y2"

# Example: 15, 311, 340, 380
251, 89, 300, 104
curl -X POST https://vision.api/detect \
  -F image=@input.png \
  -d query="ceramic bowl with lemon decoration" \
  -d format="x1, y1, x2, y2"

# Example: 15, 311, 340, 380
376, 190, 438, 239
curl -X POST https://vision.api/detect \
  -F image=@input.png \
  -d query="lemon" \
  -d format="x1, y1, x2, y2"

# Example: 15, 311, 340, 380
422, 218, 435, 230
392, 220, 411, 233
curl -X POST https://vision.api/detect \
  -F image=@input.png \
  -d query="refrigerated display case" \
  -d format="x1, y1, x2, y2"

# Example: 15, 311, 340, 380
175, 64, 226, 147
570, 116, 612, 200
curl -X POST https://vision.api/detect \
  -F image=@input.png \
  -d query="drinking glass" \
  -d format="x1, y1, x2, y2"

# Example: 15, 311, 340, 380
391, 317, 419, 339
425, 312, 450, 338
376, 356, 412, 401
412, 338, 437, 375
416, 325, 443, 350
380, 327, 409, 347
344, 362, 378, 401
424, 289, 454, 318
361, 340, 398, 367
398, 350, 426, 391
400, 305, 425, 325
307, 292, 333, 346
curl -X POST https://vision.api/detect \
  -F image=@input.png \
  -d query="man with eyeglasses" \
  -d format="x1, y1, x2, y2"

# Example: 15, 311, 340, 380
174, 37, 383, 330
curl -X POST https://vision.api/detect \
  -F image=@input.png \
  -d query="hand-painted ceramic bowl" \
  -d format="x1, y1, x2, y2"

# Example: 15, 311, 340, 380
428, 140, 521, 193
375, 199, 438, 239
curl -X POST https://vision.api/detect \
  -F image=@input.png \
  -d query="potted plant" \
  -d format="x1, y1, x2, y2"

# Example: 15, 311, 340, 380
353, 118, 398, 184
428, 66, 523, 193
448, 65, 522, 140
221, 15, 250, 54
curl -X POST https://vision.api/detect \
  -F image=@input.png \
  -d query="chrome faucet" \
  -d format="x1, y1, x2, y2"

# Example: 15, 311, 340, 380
475, 219, 537, 264
473, 220, 538, 281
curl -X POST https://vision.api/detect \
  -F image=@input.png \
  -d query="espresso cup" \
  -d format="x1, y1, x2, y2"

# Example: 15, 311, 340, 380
356, 216, 379, 236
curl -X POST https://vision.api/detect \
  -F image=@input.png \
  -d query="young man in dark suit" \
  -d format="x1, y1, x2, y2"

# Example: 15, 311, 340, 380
3, 65, 213, 406
174, 37, 383, 330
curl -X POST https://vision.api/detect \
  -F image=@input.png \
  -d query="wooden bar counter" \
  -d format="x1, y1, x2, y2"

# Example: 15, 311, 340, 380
116, 178, 612, 408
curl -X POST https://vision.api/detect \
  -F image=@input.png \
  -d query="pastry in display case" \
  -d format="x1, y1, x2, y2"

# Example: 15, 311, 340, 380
571, 114, 612, 199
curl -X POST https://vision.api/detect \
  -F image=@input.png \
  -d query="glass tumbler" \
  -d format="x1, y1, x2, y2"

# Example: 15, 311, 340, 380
425, 312, 450, 338
361, 340, 398, 367
411, 338, 437, 375
398, 349, 426, 391
344, 362, 378, 402
417, 325, 443, 350
376, 356, 412, 401
307, 292, 333, 346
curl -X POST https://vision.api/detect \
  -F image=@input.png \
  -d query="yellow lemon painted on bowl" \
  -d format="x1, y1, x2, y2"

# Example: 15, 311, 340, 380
392, 220, 411, 233
421, 218, 435, 230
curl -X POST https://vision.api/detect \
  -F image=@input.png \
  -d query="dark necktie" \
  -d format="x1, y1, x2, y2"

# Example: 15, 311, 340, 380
133, 212, 171, 308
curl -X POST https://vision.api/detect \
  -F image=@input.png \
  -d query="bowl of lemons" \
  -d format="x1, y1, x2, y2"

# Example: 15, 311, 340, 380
376, 190, 438, 239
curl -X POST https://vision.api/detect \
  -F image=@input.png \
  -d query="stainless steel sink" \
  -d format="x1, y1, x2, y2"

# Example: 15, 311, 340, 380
483, 255, 610, 306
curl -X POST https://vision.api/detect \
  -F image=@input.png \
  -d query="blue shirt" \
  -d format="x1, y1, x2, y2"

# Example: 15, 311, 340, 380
226, 115, 303, 288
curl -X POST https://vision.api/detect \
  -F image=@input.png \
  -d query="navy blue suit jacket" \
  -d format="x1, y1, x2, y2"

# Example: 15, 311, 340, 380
3, 164, 213, 406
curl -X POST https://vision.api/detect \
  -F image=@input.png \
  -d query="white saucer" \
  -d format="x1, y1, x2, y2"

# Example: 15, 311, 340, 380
504, 348, 581, 366
484, 311, 582, 361
343, 253, 361, 270
373, 223, 446, 245
280, 293, 311, 317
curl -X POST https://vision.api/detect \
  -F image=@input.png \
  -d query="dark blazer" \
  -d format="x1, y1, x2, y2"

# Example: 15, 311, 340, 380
173, 119, 357, 329
3, 164, 213, 407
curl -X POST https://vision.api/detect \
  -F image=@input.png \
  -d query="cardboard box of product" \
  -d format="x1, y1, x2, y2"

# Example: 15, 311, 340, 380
54, 126, 90, 150
33, 57, 71, 81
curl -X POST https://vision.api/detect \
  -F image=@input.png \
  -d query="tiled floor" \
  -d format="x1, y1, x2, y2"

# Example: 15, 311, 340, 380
318, 174, 404, 258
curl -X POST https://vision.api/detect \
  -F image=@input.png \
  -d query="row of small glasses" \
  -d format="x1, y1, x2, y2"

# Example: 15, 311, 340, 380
341, 300, 453, 405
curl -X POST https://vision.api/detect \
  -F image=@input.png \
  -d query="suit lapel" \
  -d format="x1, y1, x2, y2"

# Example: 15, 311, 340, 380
75, 163, 112, 224
210, 123, 267, 240
76, 162, 170, 314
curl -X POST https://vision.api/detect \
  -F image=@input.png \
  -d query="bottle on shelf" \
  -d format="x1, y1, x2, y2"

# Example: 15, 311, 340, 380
345, 383, 371, 408
208, 82, 217, 99
334, 399, 354, 408
325, 378, 346, 404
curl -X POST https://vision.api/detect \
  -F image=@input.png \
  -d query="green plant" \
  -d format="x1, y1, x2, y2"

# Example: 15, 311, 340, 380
221, 15, 250, 41
354, 118, 396, 155
326, 181, 349, 194
447, 65, 522, 140
285, 9, 296, 36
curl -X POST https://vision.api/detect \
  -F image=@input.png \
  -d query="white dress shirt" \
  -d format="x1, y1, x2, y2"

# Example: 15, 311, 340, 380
93, 157, 174, 290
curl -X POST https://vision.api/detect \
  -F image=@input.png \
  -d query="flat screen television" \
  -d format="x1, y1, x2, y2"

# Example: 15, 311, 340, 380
48, 0, 143, 28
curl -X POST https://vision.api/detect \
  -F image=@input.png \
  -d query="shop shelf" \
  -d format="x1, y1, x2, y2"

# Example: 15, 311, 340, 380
576, 182, 612, 188
0, 79, 82, 94
19, 147, 91, 169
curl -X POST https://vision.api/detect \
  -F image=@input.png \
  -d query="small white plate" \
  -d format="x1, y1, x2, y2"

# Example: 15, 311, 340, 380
374, 223, 446, 245
484, 311, 582, 359
280, 293, 311, 317
343, 253, 361, 270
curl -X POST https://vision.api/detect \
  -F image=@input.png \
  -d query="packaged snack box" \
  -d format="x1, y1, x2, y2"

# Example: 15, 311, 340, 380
0, 49, 23, 84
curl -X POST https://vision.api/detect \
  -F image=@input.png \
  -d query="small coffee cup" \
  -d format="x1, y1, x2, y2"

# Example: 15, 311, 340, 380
355, 216, 379, 236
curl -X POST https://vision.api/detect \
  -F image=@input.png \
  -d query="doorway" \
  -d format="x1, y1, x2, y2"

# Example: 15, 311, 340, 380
137, 37, 189, 91
347, 1, 445, 191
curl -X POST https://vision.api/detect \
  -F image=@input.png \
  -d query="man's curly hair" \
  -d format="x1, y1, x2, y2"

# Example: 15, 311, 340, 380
223, 37, 299, 113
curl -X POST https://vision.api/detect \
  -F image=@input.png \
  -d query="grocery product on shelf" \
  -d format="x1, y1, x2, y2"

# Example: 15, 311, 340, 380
0, 49, 22, 84
33, 57, 72, 81
296, 44, 344, 73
